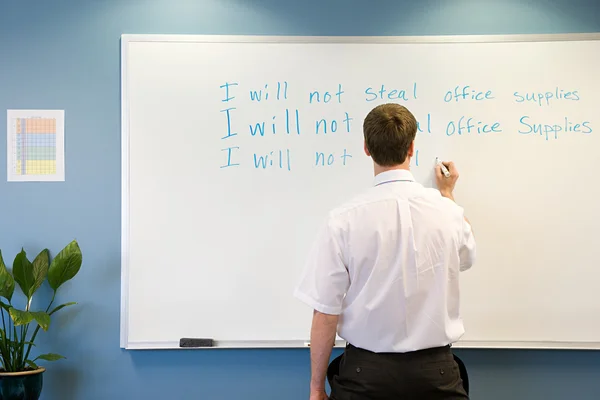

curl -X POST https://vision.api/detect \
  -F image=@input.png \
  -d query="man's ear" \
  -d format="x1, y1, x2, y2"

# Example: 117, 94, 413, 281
364, 140, 370, 157
407, 140, 415, 158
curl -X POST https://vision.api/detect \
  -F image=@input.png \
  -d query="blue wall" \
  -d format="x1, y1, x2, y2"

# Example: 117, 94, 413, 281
1, 0, 599, 399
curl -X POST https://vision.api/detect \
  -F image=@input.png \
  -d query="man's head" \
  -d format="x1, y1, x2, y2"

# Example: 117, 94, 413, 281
362, 103, 417, 168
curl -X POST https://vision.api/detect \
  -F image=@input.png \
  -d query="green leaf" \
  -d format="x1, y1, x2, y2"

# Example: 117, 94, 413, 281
12, 249, 35, 300
49, 302, 76, 316
33, 353, 65, 362
48, 240, 82, 291
30, 311, 50, 331
25, 360, 38, 369
0, 251, 15, 302
30, 249, 49, 297
8, 308, 32, 326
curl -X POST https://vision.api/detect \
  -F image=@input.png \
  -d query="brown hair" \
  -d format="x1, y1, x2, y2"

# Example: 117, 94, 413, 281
363, 103, 417, 166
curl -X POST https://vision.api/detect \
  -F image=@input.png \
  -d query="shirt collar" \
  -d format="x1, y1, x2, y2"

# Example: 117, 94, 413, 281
373, 169, 415, 187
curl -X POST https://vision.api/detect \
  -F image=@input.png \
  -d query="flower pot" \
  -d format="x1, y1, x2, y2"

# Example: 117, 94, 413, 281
0, 368, 45, 400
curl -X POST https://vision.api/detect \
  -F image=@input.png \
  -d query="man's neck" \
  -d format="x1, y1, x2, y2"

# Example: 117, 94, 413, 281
374, 163, 410, 177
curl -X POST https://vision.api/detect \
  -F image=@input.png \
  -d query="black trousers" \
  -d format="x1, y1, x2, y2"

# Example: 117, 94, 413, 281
327, 344, 469, 400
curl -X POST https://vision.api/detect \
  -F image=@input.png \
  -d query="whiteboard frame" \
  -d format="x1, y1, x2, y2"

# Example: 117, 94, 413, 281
120, 32, 600, 350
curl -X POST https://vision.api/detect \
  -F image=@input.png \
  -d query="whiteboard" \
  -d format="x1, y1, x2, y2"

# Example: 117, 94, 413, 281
120, 33, 600, 350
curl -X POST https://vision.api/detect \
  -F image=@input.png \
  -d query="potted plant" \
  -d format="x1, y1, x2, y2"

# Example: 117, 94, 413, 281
0, 240, 82, 400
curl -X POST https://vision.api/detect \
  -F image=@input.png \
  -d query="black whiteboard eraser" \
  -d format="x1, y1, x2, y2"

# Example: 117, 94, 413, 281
179, 338, 214, 348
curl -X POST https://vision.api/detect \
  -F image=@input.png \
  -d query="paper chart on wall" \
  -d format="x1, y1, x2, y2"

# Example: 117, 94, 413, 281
6, 110, 65, 182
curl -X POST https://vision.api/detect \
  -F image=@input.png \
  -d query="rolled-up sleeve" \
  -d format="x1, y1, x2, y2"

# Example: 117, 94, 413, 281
459, 218, 476, 272
294, 220, 349, 315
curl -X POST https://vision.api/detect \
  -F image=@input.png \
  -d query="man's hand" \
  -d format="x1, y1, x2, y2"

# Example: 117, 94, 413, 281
436, 161, 473, 230
309, 390, 329, 400
435, 160, 459, 200
309, 311, 338, 400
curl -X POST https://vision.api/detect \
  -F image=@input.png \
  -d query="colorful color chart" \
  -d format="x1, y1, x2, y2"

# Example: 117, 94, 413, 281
14, 117, 57, 175
7, 110, 65, 182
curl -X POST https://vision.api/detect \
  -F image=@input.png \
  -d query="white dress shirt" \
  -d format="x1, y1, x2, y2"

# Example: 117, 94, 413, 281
294, 169, 476, 353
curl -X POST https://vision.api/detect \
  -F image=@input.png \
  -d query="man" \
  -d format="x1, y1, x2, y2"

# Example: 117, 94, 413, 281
294, 103, 476, 400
